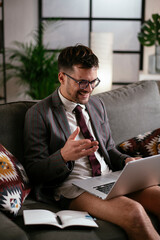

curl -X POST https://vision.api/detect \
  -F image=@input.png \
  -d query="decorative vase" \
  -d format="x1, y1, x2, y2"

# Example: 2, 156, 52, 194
148, 45, 160, 74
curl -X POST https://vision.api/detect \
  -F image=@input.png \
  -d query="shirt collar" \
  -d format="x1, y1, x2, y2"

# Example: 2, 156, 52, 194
58, 90, 85, 113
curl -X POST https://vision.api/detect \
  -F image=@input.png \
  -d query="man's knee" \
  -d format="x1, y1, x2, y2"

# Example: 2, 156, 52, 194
122, 201, 148, 230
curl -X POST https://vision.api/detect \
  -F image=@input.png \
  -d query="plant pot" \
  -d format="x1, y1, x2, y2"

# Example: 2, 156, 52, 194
148, 45, 160, 74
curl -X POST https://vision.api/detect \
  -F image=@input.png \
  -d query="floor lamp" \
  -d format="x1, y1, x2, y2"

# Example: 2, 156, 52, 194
90, 32, 113, 94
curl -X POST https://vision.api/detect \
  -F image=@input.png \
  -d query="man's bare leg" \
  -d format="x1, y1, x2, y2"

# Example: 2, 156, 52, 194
129, 185, 160, 219
69, 192, 160, 240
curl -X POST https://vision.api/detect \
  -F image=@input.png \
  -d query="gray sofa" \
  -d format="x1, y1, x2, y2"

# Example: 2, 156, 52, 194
0, 80, 160, 240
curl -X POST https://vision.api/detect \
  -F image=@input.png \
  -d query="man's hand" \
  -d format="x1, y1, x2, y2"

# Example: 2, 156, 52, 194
61, 127, 99, 162
125, 157, 142, 165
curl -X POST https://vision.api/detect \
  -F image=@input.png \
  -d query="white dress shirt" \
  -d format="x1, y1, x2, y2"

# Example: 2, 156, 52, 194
54, 91, 111, 200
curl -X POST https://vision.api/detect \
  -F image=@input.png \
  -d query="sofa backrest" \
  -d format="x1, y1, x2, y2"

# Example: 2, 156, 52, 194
97, 80, 160, 146
0, 101, 36, 162
0, 80, 159, 164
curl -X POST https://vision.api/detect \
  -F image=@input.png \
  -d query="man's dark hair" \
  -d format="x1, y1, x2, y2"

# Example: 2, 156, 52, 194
58, 44, 99, 72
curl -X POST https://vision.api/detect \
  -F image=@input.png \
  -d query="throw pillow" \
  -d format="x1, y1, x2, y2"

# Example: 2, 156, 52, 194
0, 144, 31, 217
118, 128, 160, 157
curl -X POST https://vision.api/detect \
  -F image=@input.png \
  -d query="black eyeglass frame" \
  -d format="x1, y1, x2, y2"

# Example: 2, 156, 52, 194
63, 73, 100, 90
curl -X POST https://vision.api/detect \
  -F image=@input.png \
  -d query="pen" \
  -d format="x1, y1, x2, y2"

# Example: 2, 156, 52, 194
56, 215, 63, 225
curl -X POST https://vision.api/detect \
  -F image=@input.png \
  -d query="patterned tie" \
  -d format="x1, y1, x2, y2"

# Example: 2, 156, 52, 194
74, 105, 101, 177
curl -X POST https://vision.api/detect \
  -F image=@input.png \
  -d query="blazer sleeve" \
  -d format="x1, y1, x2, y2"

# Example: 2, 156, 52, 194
23, 105, 73, 185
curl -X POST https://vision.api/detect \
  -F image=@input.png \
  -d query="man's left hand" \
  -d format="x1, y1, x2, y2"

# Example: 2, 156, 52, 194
125, 157, 142, 165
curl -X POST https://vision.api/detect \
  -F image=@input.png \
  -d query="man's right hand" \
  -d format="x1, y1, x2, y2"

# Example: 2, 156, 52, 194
61, 127, 99, 162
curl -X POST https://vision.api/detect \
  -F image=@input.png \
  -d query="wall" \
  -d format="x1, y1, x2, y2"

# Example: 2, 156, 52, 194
143, 0, 160, 74
4, 0, 38, 102
3, 0, 160, 102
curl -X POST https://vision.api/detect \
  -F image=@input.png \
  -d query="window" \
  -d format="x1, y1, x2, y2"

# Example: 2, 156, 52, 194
39, 0, 145, 85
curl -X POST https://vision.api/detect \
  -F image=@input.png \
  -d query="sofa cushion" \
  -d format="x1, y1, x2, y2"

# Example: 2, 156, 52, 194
118, 128, 160, 157
96, 81, 160, 146
0, 211, 28, 240
0, 145, 30, 217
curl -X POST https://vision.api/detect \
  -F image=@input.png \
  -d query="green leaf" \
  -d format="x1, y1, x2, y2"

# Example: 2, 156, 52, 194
2, 22, 60, 99
138, 13, 160, 47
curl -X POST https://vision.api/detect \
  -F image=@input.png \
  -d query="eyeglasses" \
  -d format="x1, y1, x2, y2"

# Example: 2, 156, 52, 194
63, 73, 100, 90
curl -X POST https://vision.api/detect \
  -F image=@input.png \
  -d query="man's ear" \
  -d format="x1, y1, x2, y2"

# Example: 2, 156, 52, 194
58, 72, 65, 84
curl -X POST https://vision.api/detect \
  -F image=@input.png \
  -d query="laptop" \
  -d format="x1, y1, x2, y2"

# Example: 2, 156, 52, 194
72, 154, 160, 200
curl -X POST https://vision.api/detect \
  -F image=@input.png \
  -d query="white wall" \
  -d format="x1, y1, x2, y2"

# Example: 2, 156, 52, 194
4, 0, 38, 102
143, 0, 160, 74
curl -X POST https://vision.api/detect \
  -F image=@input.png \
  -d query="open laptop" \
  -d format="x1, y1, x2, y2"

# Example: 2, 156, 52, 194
72, 154, 160, 200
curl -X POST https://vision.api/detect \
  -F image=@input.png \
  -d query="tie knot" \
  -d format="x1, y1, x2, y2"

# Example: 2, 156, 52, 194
74, 105, 82, 113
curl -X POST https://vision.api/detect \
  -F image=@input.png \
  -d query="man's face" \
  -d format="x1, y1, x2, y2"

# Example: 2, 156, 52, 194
59, 65, 98, 104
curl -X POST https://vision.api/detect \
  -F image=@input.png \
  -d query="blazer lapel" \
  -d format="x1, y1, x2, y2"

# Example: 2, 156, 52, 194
51, 89, 71, 140
86, 101, 112, 168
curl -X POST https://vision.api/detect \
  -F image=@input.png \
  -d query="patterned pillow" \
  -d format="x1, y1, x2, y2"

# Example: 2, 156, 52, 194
0, 144, 31, 217
118, 128, 160, 158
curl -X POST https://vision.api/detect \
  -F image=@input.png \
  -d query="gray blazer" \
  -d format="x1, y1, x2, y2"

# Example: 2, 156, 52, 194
24, 89, 128, 198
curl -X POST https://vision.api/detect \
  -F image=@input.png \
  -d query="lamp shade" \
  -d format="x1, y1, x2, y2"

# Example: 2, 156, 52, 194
90, 32, 113, 94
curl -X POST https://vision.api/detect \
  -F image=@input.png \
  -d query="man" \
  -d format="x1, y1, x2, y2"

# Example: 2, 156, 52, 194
24, 44, 160, 240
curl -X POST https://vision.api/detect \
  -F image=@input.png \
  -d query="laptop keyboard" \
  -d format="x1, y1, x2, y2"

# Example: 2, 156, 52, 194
94, 182, 115, 194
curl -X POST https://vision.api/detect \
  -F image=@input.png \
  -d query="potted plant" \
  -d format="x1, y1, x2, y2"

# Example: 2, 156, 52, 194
5, 24, 60, 100
138, 13, 160, 73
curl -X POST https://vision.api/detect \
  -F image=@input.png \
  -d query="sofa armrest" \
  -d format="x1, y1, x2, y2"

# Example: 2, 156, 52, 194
0, 211, 28, 240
